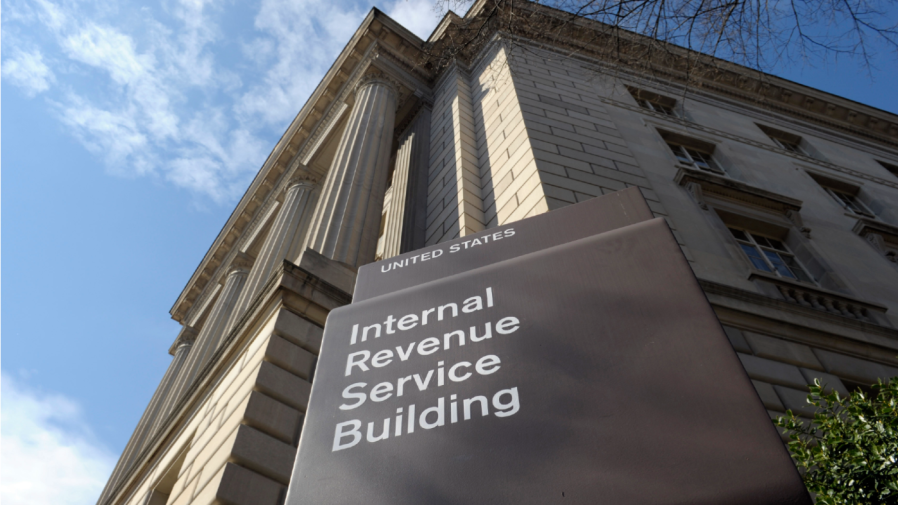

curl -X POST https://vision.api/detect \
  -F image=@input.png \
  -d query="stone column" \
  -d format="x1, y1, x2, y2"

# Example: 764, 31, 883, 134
225, 177, 317, 332
96, 327, 196, 505
383, 107, 431, 258
307, 71, 398, 267
157, 257, 251, 432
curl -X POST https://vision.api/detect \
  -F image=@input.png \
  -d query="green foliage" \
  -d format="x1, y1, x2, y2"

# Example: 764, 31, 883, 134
775, 378, 898, 505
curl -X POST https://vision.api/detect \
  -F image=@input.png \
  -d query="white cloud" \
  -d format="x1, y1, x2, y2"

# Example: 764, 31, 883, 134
2, 49, 55, 96
236, 0, 369, 128
0, 374, 116, 505
2, 0, 444, 204
386, 0, 442, 40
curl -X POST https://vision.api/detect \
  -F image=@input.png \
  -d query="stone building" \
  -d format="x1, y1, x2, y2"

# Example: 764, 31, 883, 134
96, 1, 898, 504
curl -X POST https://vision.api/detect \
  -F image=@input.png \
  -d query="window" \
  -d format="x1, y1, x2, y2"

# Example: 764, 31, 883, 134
757, 124, 807, 155
628, 87, 678, 117
823, 187, 875, 217
666, 141, 724, 174
807, 172, 876, 218
728, 227, 815, 283
877, 160, 898, 179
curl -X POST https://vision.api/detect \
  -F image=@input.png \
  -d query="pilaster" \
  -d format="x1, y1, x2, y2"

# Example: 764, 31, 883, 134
383, 107, 432, 257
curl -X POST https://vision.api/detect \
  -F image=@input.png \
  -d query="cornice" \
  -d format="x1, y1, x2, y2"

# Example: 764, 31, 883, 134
447, 0, 898, 147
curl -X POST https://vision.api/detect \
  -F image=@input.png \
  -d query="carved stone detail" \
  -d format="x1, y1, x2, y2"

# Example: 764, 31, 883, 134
355, 68, 402, 100
683, 181, 708, 210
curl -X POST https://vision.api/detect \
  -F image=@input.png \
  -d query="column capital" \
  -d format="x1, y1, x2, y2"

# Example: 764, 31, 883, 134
354, 69, 401, 100
227, 252, 254, 276
285, 174, 318, 193
171, 326, 198, 353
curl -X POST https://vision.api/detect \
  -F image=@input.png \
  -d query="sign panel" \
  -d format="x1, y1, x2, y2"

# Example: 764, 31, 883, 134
353, 186, 654, 301
286, 216, 810, 504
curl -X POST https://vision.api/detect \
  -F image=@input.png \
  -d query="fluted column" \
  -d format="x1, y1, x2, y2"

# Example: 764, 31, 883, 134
306, 71, 398, 267
156, 258, 251, 432
97, 327, 196, 505
225, 177, 317, 333
383, 107, 431, 258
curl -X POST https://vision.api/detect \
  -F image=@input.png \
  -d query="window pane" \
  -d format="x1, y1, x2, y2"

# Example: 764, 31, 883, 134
685, 149, 722, 173
782, 255, 814, 283
766, 238, 787, 251
741, 244, 772, 271
751, 234, 772, 248
655, 104, 675, 116
764, 250, 796, 278
842, 194, 873, 216
668, 143, 691, 164
729, 228, 749, 241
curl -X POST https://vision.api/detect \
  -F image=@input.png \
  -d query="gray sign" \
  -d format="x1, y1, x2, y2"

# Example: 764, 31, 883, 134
285, 214, 810, 504
353, 186, 654, 301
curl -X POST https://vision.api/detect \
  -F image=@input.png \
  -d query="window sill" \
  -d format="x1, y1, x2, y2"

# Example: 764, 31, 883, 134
748, 271, 888, 323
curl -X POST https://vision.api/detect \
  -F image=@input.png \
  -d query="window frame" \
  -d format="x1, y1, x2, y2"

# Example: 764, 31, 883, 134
635, 98, 677, 117
665, 141, 725, 175
822, 186, 875, 217
727, 226, 816, 284
628, 87, 679, 117
770, 137, 806, 155
757, 124, 809, 156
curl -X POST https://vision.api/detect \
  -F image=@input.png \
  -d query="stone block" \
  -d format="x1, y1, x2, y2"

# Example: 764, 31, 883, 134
296, 248, 356, 296
255, 361, 311, 412
215, 463, 283, 505
722, 325, 752, 353
230, 425, 297, 484
774, 385, 818, 418
272, 308, 323, 354
744, 332, 823, 370
751, 380, 784, 411
243, 391, 302, 445
738, 354, 807, 390
813, 349, 898, 384
799, 368, 850, 396
265, 334, 316, 380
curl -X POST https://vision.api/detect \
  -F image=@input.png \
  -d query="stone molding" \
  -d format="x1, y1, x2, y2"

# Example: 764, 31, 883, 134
853, 217, 898, 262
169, 326, 198, 355
674, 166, 803, 215
699, 279, 898, 339
853, 217, 898, 244
748, 271, 888, 322
355, 68, 402, 100
228, 253, 254, 275
286, 174, 319, 190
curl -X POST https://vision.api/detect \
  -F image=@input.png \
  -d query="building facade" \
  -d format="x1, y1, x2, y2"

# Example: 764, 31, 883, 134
97, 2, 898, 504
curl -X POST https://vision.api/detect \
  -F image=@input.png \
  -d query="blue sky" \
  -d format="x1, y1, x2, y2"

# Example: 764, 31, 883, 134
1, 0, 896, 503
